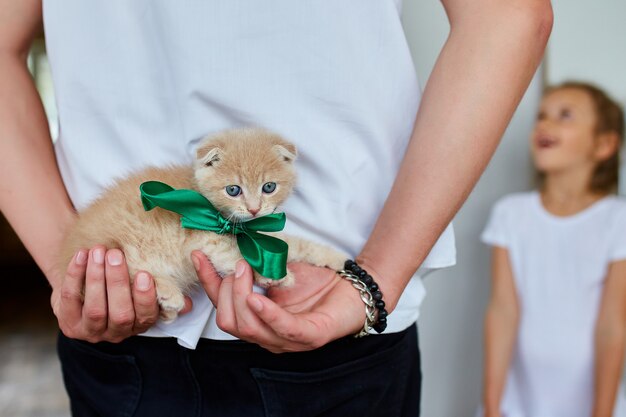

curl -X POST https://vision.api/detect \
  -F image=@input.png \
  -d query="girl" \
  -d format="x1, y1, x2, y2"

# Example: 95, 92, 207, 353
481, 82, 626, 417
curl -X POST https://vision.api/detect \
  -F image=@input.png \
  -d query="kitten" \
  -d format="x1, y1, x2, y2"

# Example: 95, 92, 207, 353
59, 128, 347, 322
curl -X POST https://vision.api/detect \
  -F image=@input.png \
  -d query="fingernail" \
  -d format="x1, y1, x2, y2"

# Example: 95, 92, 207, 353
92, 248, 105, 264
107, 249, 123, 266
249, 296, 263, 312
192, 254, 200, 271
75, 250, 87, 266
136, 272, 151, 291
235, 261, 246, 278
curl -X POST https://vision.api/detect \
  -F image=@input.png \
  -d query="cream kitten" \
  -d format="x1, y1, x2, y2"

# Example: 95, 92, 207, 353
59, 128, 347, 322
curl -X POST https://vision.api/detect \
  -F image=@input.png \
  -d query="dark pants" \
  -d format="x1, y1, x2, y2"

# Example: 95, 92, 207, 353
57, 324, 421, 417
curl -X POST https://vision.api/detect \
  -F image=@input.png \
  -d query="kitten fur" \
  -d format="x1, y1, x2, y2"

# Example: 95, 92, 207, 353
59, 128, 347, 322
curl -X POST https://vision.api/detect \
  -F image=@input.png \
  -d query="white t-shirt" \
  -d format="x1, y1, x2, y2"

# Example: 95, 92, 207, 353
43, 0, 456, 347
481, 191, 626, 417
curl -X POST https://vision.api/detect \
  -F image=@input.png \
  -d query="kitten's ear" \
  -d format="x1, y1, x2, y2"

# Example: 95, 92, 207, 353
197, 145, 221, 167
273, 142, 297, 163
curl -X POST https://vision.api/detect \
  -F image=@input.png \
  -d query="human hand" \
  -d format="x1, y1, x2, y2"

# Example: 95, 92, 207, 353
192, 251, 365, 353
51, 245, 192, 343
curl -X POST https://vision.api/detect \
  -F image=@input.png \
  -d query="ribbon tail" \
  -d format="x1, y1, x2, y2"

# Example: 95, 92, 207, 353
237, 232, 288, 280
140, 181, 225, 233
180, 217, 221, 232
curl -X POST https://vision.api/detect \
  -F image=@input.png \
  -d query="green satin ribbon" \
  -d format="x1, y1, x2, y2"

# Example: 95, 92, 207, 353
139, 181, 288, 279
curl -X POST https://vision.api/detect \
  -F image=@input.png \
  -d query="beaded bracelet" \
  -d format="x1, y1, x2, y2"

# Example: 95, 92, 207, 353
339, 260, 389, 336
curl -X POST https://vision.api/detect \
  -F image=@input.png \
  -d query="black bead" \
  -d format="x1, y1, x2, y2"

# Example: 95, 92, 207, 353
357, 270, 367, 279
376, 317, 387, 324
375, 300, 386, 310
362, 275, 373, 286
351, 265, 362, 275
344, 260, 356, 270
369, 283, 379, 292
378, 310, 388, 320
372, 291, 383, 301
373, 322, 387, 333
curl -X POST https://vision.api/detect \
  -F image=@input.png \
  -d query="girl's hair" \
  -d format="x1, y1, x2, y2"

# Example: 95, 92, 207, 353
541, 81, 624, 194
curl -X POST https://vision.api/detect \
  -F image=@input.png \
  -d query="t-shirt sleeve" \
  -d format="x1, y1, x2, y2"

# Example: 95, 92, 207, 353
481, 197, 511, 248
608, 206, 626, 261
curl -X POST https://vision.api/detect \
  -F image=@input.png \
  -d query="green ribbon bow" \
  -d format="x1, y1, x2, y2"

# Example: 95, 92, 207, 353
139, 181, 288, 280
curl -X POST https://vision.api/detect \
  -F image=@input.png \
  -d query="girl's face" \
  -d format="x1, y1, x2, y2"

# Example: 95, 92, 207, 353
531, 88, 599, 175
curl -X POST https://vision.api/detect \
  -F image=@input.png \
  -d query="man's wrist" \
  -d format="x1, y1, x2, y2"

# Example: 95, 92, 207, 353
353, 255, 402, 313
332, 273, 372, 336
341, 259, 391, 334
591, 405, 613, 417
483, 389, 502, 417
337, 268, 377, 337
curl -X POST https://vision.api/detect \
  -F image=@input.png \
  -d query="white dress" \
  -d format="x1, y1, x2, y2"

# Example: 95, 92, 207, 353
42, 0, 456, 347
481, 191, 626, 417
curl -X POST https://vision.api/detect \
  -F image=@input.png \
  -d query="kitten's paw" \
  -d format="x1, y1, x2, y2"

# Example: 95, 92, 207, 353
307, 248, 348, 272
155, 284, 186, 323
159, 307, 180, 323
255, 270, 295, 288
324, 251, 348, 272
290, 242, 347, 271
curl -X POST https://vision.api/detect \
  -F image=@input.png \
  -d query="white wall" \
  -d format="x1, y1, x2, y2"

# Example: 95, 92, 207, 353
545, 0, 626, 194
402, 2, 540, 416
546, 0, 626, 105
403, 1, 626, 416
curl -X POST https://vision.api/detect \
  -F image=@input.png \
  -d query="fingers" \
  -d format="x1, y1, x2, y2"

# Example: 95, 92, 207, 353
247, 293, 326, 350
104, 249, 135, 339
192, 250, 221, 307
57, 249, 89, 335
216, 274, 237, 333
131, 271, 159, 332
192, 253, 328, 352
56, 245, 163, 343
82, 246, 108, 335
231, 261, 270, 340
195, 255, 278, 343
222, 262, 294, 348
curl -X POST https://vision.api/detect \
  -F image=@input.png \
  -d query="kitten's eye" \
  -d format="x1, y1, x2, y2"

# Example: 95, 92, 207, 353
225, 185, 242, 197
262, 182, 277, 194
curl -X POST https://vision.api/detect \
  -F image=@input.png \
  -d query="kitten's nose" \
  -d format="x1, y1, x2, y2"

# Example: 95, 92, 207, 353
247, 208, 260, 216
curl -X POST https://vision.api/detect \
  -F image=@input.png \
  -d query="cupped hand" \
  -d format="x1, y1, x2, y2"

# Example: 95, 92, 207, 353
192, 250, 366, 353
51, 245, 192, 343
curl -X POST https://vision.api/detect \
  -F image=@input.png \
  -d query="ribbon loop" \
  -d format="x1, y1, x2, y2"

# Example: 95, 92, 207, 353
140, 181, 288, 279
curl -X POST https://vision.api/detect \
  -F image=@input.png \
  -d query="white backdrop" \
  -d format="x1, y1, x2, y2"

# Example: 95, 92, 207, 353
402, 1, 626, 416
546, 0, 626, 194
546, 0, 626, 105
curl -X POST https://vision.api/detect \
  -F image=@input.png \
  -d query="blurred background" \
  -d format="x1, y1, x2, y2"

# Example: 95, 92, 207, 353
405, 0, 626, 416
1, 1, 624, 416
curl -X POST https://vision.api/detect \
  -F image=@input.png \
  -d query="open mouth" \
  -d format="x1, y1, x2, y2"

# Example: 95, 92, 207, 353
536, 135, 558, 149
